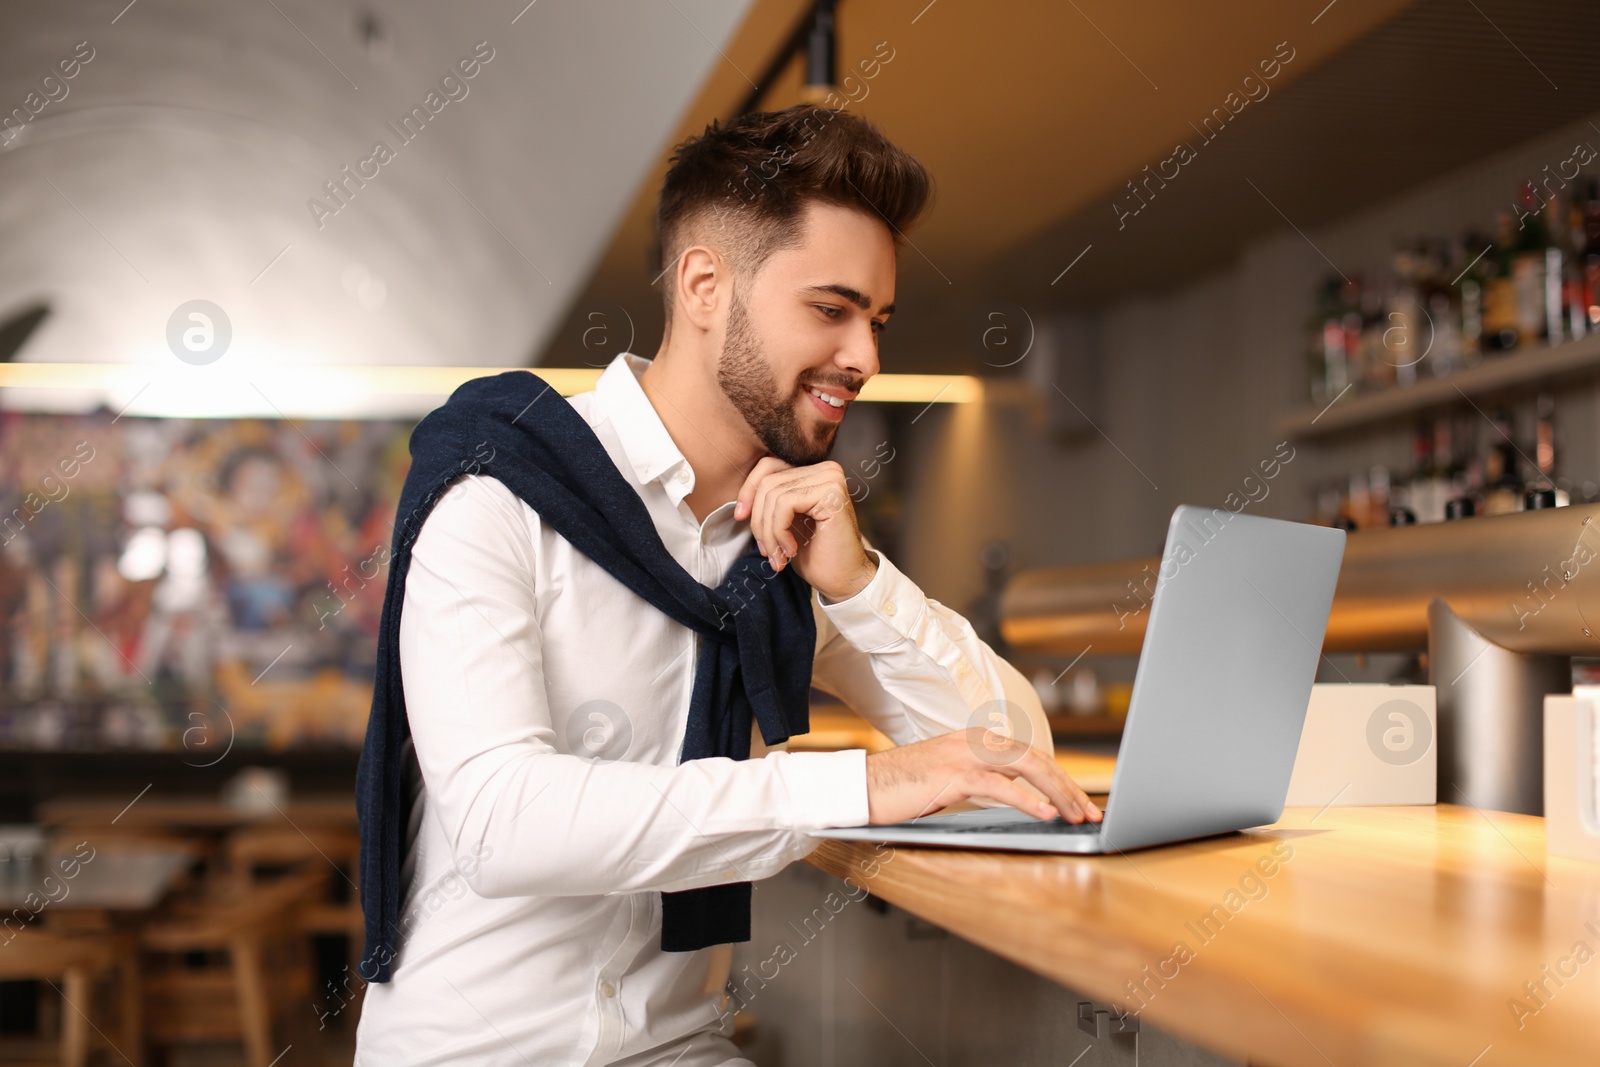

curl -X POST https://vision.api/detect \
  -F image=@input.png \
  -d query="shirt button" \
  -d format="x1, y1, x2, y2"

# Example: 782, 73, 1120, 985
956, 661, 971, 675
675, 466, 692, 484
882, 600, 897, 617
599, 980, 616, 998
721, 868, 738, 881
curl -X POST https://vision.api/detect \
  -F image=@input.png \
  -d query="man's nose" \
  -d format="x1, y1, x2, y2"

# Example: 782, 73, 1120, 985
839, 322, 880, 382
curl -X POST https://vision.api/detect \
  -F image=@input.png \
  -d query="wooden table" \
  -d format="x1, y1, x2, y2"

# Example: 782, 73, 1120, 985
37, 795, 357, 832
807, 797, 1600, 1066
0, 845, 194, 915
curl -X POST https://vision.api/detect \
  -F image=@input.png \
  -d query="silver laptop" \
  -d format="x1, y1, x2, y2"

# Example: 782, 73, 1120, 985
812, 505, 1345, 854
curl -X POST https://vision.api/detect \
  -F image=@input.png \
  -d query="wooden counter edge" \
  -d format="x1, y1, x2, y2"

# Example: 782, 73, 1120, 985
799, 812, 1594, 1067
802, 838, 1288, 1066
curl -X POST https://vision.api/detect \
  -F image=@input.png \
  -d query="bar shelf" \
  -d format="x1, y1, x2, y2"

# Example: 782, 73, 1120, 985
1278, 329, 1600, 441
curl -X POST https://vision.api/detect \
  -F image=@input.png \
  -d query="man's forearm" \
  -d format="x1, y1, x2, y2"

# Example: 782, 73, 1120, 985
420, 745, 871, 900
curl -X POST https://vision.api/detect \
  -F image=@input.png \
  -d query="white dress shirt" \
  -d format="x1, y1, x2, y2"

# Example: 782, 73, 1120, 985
354, 352, 1052, 1066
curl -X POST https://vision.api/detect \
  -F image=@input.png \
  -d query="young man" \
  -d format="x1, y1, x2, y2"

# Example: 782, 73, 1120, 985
354, 105, 1099, 1065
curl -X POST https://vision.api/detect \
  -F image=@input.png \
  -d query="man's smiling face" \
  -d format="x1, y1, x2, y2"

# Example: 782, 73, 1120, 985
716, 199, 897, 466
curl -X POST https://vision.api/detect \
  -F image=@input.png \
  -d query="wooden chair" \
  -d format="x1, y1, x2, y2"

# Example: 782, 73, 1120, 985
136, 867, 322, 1067
224, 826, 363, 978
0, 926, 141, 1067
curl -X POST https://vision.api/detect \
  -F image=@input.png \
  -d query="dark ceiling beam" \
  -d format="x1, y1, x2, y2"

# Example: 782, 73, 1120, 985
732, 0, 834, 120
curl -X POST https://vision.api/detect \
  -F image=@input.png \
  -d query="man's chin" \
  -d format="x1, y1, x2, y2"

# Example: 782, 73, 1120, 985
769, 441, 835, 467
793, 402, 840, 462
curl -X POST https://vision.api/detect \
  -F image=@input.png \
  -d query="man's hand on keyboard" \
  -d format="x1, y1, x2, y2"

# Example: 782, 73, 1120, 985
864, 728, 1103, 826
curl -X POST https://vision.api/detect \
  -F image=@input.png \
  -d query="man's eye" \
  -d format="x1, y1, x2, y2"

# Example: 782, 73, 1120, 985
815, 305, 843, 319
871, 320, 888, 334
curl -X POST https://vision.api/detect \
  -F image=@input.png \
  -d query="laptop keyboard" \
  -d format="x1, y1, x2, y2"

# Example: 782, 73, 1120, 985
905, 817, 1102, 835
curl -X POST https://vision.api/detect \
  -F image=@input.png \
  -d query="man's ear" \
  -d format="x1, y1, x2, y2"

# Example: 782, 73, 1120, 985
676, 245, 727, 334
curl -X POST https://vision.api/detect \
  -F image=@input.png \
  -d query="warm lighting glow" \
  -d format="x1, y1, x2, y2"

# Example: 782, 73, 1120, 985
0, 364, 983, 418
857, 373, 983, 404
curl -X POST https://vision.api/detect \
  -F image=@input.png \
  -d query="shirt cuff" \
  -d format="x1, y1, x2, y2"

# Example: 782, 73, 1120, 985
815, 549, 924, 653
773, 748, 870, 830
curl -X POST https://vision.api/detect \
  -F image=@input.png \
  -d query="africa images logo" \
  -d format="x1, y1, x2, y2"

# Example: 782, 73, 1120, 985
1365, 699, 1431, 766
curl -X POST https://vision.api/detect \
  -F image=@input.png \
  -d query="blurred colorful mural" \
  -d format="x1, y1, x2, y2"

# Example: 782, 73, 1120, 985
0, 412, 413, 752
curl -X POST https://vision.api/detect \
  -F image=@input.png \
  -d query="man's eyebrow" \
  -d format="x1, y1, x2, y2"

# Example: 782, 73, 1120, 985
800, 284, 894, 316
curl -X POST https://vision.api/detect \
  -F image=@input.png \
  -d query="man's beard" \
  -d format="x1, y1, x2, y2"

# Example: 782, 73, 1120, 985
716, 291, 838, 467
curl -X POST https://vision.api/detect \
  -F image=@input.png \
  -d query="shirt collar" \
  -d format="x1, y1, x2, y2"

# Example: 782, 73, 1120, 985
593, 352, 696, 503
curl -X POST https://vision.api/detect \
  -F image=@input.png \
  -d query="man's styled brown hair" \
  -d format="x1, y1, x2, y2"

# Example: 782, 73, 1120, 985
654, 104, 934, 331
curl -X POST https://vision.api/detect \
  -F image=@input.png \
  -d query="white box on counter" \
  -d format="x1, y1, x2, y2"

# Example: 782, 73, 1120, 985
1284, 683, 1436, 807
1546, 691, 1600, 863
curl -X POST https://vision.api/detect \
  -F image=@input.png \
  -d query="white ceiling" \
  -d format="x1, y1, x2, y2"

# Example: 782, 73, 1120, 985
0, 0, 752, 412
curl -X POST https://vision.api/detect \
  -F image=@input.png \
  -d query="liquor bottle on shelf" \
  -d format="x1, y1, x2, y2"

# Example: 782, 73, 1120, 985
1340, 278, 1364, 393
1453, 407, 1485, 504
1564, 190, 1588, 343
1531, 392, 1570, 506
1407, 423, 1441, 524
1306, 276, 1346, 406
1354, 466, 1389, 529
1388, 476, 1410, 518
1584, 177, 1600, 332
1512, 183, 1550, 348
1525, 487, 1559, 509
1360, 271, 1395, 393
1389, 246, 1424, 387
1542, 191, 1568, 346
1483, 212, 1521, 353
1305, 314, 1327, 407
1345, 469, 1370, 529
1430, 416, 1459, 523
1423, 237, 1463, 377
1457, 227, 1490, 367
1481, 408, 1523, 515
1404, 424, 1428, 521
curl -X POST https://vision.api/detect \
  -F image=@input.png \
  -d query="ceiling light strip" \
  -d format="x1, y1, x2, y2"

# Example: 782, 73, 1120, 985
0, 364, 981, 408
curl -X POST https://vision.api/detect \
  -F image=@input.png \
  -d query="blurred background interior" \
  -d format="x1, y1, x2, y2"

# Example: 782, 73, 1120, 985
3, 0, 1600, 1063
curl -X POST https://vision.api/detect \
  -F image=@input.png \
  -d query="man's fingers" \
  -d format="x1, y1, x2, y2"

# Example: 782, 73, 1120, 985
993, 740, 1099, 821
970, 773, 1059, 821
735, 456, 792, 524
752, 475, 783, 563
754, 478, 778, 558
964, 727, 1094, 816
766, 486, 805, 559
737, 461, 855, 571
1005, 748, 1096, 823
867, 731, 1105, 826
758, 476, 813, 566
748, 466, 789, 558
961, 730, 1081, 819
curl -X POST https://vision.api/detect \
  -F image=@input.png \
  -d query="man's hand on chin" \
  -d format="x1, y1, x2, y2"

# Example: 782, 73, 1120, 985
734, 456, 878, 602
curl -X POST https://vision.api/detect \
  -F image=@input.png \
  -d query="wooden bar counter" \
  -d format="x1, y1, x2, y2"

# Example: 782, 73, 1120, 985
806, 786, 1600, 1066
